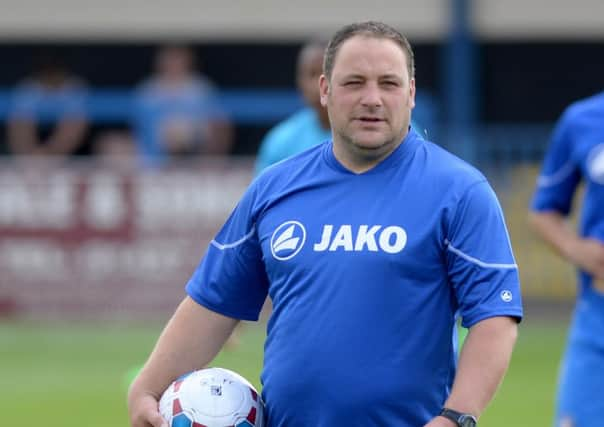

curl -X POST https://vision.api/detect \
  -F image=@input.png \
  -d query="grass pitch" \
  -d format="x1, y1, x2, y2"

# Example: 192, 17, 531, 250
0, 316, 566, 426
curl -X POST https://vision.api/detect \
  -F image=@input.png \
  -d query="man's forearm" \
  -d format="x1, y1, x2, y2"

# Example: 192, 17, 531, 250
128, 297, 239, 402
444, 316, 518, 418
528, 211, 578, 262
529, 211, 604, 279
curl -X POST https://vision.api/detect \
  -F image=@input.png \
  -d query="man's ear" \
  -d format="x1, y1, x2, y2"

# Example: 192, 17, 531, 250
409, 78, 416, 109
319, 74, 329, 107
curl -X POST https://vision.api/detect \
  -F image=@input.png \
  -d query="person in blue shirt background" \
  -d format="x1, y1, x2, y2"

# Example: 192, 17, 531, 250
129, 21, 522, 427
132, 45, 233, 166
7, 51, 89, 157
255, 41, 331, 174
529, 92, 604, 427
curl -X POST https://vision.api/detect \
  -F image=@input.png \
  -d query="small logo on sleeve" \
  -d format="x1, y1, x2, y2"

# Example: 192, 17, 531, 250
500, 290, 513, 302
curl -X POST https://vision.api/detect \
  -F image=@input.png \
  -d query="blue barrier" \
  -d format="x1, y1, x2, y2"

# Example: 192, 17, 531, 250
0, 88, 307, 125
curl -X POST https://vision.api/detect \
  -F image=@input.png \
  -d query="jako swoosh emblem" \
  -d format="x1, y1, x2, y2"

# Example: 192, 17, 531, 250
273, 225, 299, 252
271, 221, 306, 261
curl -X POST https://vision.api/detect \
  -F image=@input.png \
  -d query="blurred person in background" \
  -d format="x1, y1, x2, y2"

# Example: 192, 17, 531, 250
255, 40, 331, 174
529, 91, 604, 427
132, 45, 233, 166
6, 51, 89, 157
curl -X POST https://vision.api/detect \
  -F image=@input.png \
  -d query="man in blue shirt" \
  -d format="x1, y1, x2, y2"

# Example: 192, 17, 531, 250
529, 92, 604, 427
255, 41, 331, 174
129, 21, 522, 427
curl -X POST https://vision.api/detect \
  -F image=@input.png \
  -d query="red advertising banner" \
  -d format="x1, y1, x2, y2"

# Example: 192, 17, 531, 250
0, 158, 253, 319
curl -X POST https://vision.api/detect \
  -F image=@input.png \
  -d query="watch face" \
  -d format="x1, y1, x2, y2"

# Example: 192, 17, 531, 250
459, 415, 477, 427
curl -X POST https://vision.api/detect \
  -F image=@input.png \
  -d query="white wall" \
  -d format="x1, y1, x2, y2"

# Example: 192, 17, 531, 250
474, 0, 604, 39
0, 0, 448, 40
0, 0, 602, 41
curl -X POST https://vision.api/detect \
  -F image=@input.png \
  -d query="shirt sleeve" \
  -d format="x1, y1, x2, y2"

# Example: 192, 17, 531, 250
186, 184, 269, 321
445, 180, 523, 328
531, 109, 581, 215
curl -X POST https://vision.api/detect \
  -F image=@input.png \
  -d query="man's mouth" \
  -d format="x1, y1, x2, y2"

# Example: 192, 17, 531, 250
356, 117, 384, 122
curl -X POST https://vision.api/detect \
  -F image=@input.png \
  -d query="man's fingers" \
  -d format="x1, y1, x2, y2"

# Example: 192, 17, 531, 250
130, 395, 168, 427
147, 411, 168, 427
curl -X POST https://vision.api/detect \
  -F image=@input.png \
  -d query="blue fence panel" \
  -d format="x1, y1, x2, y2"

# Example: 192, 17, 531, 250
0, 88, 306, 125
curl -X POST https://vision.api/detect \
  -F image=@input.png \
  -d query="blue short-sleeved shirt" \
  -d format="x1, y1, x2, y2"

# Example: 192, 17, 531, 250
188, 129, 523, 426
531, 91, 604, 294
132, 76, 221, 166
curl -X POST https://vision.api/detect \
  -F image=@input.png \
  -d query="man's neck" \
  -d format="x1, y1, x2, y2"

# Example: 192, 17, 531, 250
332, 136, 405, 174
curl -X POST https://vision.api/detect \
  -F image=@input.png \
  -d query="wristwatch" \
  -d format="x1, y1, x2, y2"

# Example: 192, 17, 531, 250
439, 408, 477, 427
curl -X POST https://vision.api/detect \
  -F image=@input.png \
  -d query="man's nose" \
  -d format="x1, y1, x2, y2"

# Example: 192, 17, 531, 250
360, 83, 382, 108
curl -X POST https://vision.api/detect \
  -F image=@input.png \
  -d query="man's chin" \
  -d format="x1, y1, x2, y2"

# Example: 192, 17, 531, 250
348, 140, 397, 161
351, 138, 393, 153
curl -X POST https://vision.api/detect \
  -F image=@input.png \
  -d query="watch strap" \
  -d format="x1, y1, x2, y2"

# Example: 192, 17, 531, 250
439, 408, 476, 427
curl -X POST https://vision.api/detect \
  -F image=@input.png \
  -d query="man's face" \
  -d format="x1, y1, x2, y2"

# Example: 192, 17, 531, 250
156, 47, 193, 80
297, 46, 325, 111
319, 36, 415, 157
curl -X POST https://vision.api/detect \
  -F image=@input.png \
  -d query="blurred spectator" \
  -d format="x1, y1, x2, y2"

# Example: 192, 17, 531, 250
255, 41, 330, 174
6, 51, 89, 156
132, 45, 233, 166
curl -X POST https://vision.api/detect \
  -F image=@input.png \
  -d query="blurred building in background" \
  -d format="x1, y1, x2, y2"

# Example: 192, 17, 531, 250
0, 0, 603, 318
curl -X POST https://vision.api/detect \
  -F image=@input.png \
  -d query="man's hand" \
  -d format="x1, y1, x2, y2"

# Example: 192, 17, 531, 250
128, 392, 168, 427
565, 238, 604, 283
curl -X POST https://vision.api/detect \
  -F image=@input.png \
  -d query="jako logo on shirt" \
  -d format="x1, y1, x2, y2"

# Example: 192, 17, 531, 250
271, 221, 307, 260
313, 225, 407, 253
271, 222, 408, 260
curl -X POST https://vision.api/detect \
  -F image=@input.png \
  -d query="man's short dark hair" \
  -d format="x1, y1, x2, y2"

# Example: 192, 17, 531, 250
323, 21, 415, 81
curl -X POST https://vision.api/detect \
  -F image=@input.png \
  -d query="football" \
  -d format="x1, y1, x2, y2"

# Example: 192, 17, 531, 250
159, 367, 265, 427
